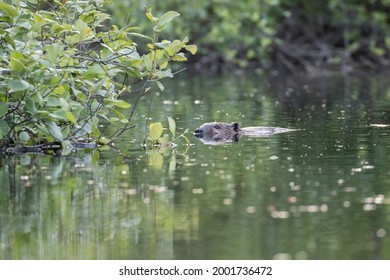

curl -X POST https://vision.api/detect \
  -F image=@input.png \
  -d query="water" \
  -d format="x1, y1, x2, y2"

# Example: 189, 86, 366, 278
1, 71, 390, 259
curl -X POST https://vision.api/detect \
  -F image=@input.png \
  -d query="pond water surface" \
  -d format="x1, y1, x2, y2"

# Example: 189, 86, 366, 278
1, 71, 390, 259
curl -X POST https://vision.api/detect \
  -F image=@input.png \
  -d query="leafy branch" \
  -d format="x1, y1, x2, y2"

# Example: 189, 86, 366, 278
0, 1, 196, 154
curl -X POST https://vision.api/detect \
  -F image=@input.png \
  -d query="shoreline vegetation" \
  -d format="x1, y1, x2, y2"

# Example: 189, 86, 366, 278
0, 1, 196, 154
108, 0, 390, 73
1, 0, 390, 155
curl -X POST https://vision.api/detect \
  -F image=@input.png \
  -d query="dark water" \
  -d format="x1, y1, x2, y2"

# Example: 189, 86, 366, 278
1, 71, 390, 259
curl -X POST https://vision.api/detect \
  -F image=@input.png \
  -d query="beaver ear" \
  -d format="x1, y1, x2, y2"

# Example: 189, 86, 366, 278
232, 122, 239, 132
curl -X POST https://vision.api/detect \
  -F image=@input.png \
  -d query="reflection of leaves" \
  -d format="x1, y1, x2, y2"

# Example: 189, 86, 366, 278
19, 154, 31, 166
61, 140, 73, 156
149, 150, 163, 170
51, 159, 65, 180
169, 154, 176, 174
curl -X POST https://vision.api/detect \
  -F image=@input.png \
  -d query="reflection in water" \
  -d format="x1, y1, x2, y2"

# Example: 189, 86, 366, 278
0, 154, 187, 259
1, 73, 390, 259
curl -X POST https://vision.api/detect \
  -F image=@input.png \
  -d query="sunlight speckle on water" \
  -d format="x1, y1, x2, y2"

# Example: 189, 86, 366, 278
273, 253, 292, 260
192, 188, 204, 194
246, 206, 256, 214
270, 210, 289, 219
343, 201, 351, 207
377, 229, 386, 238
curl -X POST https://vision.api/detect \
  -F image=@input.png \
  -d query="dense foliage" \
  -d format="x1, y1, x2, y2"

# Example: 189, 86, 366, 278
0, 0, 196, 153
109, 0, 390, 71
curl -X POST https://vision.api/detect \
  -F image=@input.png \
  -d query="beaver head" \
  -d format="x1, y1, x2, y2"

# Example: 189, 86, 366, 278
194, 122, 241, 143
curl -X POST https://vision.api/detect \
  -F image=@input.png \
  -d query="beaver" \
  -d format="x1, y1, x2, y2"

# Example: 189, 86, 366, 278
194, 122, 297, 144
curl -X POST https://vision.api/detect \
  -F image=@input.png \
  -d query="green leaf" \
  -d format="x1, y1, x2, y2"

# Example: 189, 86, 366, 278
25, 97, 37, 113
155, 41, 171, 48
106, 99, 131, 108
65, 111, 77, 124
91, 123, 100, 137
33, 12, 48, 24
156, 81, 165, 92
49, 110, 69, 122
155, 11, 180, 32
8, 79, 32, 92
165, 45, 175, 56
62, 125, 70, 139
150, 49, 165, 61
167, 116, 176, 137
149, 122, 163, 141
182, 37, 189, 44
111, 108, 126, 120
159, 60, 168, 69
75, 19, 88, 33
53, 86, 66, 95
159, 11, 181, 24
84, 64, 106, 79
47, 43, 63, 63
46, 97, 62, 108
58, 98, 70, 110
51, 23, 72, 33
0, 2, 18, 18
0, 102, 8, 117
172, 53, 187, 61
0, 120, 10, 136
4, 33, 15, 48
109, 117, 119, 123
61, 140, 73, 156
98, 137, 110, 145
128, 32, 153, 42
171, 40, 182, 52
185, 45, 197, 55
46, 122, 63, 140
145, 12, 153, 21
95, 12, 111, 25
10, 51, 26, 72
34, 111, 49, 118
81, 27, 95, 39
144, 7, 157, 22
155, 69, 173, 78
65, 33, 83, 46
19, 131, 30, 142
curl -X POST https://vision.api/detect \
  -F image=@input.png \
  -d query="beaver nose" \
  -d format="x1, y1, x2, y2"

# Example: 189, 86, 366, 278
194, 129, 204, 138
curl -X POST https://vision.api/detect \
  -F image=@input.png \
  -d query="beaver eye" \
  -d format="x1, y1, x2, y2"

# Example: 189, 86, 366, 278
214, 125, 220, 129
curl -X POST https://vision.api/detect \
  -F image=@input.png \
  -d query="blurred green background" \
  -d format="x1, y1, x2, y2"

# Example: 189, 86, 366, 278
107, 0, 390, 70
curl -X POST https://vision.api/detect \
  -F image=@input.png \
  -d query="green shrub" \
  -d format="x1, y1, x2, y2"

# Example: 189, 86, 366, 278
108, 0, 390, 69
0, 0, 196, 153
